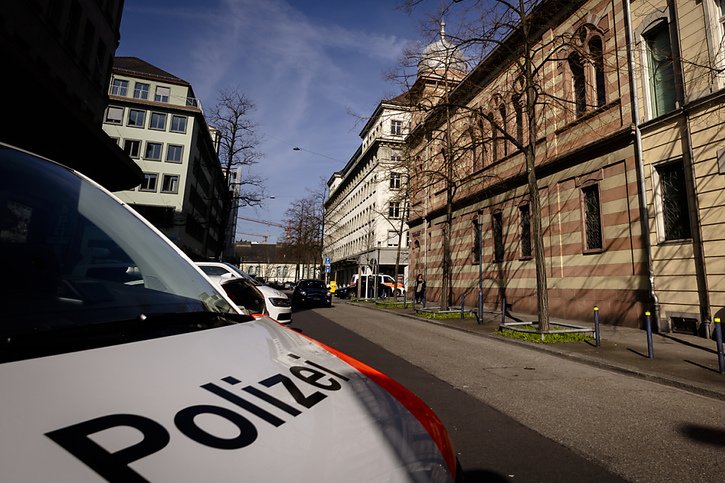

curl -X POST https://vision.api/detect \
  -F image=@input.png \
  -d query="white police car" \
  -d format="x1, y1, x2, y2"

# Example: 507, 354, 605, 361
0, 144, 459, 482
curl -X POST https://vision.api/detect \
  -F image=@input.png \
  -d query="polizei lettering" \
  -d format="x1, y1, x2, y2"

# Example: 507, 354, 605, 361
45, 354, 351, 482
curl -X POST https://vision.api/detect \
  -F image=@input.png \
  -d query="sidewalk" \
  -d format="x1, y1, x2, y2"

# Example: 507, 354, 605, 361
344, 299, 725, 401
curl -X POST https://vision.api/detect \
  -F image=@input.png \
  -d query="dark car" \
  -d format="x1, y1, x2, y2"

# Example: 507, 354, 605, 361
292, 279, 332, 307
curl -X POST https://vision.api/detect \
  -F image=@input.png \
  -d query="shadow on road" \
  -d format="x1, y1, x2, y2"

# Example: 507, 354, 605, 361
678, 423, 725, 447
463, 469, 510, 482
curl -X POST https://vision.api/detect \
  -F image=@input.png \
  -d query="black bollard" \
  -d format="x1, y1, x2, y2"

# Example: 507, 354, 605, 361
594, 306, 601, 347
714, 317, 724, 374
645, 311, 654, 359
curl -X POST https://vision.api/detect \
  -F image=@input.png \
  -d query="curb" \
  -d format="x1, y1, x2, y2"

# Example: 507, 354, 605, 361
346, 301, 725, 402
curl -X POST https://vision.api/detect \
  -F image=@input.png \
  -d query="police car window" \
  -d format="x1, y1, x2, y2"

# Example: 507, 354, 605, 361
0, 147, 237, 352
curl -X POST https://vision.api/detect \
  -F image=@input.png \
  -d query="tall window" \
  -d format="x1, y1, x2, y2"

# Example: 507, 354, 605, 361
161, 175, 179, 193
140, 173, 158, 191
387, 231, 399, 247
123, 139, 141, 158
512, 94, 523, 144
105, 106, 123, 124
644, 22, 676, 117
166, 145, 183, 163
149, 112, 166, 130
589, 36, 606, 107
388, 202, 401, 219
472, 219, 481, 264
582, 185, 603, 250
569, 52, 587, 116
127, 109, 146, 128
110, 79, 128, 96
390, 172, 401, 189
499, 104, 508, 157
490, 118, 498, 163
155, 86, 170, 102
520, 204, 532, 258
493, 212, 504, 262
657, 161, 691, 241
391, 120, 403, 135
133, 82, 150, 99
170, 115, 187, 133
144, 142, 162, 160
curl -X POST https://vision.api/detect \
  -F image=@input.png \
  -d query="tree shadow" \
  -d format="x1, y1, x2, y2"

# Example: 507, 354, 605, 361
678, 423, 725, 447
463, 469, 510, 483
659, 333, 717, 355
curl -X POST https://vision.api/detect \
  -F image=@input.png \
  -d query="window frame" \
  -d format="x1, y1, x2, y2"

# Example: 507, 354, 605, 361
653, 159, 692, 243
133, 82, 150, 100
149, 112, 167, 131
144, 142, 163, 161
110, 78, 128, 96
154, 86, 170, 102
170, 115, 187, 133
104, 105, 123, 124
388, 201, 401, 219
127, 108, 146, 128
492, 211, 504, 263
580, 183, 604, 253
122, 139, 141, 158
640, 19, 677, 119
390, 172, 401, 189
166, 144, 184, 163
161, 174, 180, 194
390, 120, 403, 135
519, 204, 532, 259
140, 172, 158, 192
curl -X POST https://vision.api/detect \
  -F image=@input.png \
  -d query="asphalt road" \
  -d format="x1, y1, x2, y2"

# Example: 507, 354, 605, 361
290, 302, 725, 483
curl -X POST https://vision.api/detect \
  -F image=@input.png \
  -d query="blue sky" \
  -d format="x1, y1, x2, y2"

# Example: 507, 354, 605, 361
117, 0, 436, 242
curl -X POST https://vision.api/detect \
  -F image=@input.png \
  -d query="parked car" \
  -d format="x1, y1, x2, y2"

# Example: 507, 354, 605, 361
196, 262, 292, 324
0, 143, 459, 482
347, 274, 406, 297
206, 276, 266, 317
292, 279, 332, 307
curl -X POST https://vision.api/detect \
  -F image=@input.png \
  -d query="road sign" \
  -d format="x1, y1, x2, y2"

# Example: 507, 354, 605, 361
325, 257, 331, 265
325, 265, 331, 273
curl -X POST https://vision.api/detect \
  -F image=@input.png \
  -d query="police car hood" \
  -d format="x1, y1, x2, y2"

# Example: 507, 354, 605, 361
0, 317, 452, 482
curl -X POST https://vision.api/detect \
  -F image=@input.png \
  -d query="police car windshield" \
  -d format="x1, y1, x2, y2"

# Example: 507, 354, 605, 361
0, 146, 237, 347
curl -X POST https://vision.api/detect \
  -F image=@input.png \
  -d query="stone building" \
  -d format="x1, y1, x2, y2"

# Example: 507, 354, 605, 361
405, 0, 724, 334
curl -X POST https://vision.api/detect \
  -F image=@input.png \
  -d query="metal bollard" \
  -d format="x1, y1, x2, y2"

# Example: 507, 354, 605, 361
461, 295, 465, 319
403, 289, 407, 310
594, 306, 601, 347
714, 317, 724, 374
645, 311, 654, 359
501, 297, 506, 325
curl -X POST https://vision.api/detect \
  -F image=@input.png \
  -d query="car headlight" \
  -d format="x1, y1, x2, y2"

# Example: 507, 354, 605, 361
297, 290, 307, 296
269, 297, 290, 307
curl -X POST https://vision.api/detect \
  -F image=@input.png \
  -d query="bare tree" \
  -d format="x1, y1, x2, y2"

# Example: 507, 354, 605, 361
208, 88, 265, 258
282, 192, 324, 281
398, 0, 627, 329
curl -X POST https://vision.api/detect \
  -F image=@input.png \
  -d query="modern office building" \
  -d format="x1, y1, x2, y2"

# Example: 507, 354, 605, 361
102, 57, 230, 260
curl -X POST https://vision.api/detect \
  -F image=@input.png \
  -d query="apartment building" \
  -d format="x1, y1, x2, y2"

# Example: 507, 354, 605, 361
102, 57, 230, 260
405, 0, 724, 334
0, 0, 141, 190
324, 97, 412, 289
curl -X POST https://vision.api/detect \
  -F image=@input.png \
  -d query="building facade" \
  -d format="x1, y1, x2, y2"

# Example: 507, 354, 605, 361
406, 0, 725, 333
102, 57, 230, 260
324, 98, 412, 291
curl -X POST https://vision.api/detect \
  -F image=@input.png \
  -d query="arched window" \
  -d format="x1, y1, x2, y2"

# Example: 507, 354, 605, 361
643, 21, 676, 117
498, 103, 508, 157
568, 52, 586, 116
589, 36, 606, 107
512, 94, 523, 144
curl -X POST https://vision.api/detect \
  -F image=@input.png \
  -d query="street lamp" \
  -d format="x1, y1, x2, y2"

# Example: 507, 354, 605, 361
292, 146, 341, 285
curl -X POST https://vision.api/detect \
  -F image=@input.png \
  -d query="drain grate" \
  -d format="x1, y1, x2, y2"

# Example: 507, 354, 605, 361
671, 316, 698, 336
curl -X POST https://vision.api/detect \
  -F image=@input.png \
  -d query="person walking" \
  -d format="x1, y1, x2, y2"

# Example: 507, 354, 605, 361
414, 274, 426, 306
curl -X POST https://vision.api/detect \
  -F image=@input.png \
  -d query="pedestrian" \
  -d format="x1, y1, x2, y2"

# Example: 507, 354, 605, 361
414, 274, 426, 305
